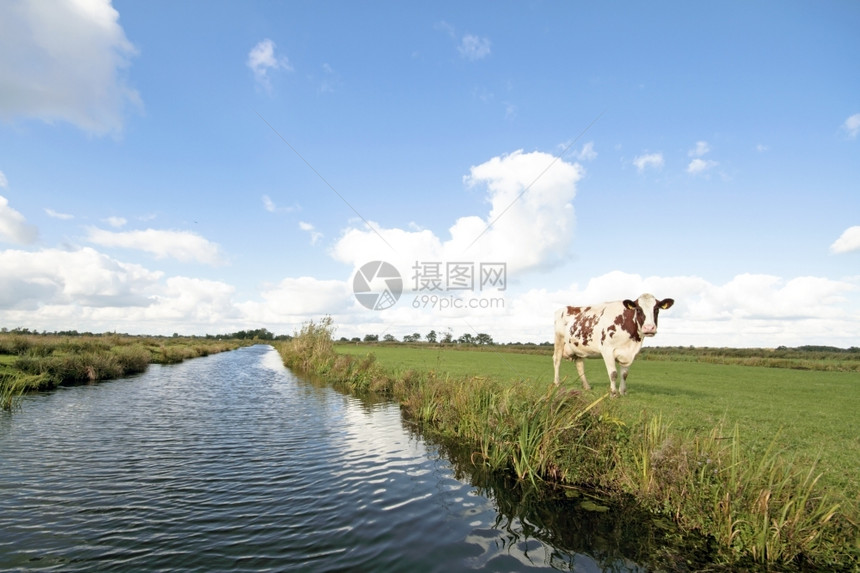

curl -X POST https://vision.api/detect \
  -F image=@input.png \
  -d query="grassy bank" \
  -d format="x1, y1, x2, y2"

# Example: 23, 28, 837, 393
335, 343, 860, 498
279, 319, 859, 571
0, 333, 249, 409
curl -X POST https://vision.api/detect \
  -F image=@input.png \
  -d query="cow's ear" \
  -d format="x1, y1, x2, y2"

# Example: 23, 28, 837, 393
659, 298, 675, 309
623, 299, 637, 310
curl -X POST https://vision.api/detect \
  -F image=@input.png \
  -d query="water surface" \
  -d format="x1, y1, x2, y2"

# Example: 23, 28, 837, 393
1, 345, 665, 571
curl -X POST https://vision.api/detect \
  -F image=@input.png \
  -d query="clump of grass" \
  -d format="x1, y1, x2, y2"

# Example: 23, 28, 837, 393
615, 419, 849, 568
111, 344, 151, 374
279, 316, 337, 373
1, 372, 50, 410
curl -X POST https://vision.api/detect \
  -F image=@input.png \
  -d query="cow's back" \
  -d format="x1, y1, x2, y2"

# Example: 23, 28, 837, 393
555, 301, 626, 358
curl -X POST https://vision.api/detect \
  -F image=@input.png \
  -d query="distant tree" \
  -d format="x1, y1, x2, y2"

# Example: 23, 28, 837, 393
457, 333, 474, 345
383, 334, 396, 342
411, 332, 421, 342
441, 330, 453, 344
339, 337, 349, 342
351, 337, 361, 343
363, 334, 379, 342
426, 330, 437, 343
475, 333, 493, 345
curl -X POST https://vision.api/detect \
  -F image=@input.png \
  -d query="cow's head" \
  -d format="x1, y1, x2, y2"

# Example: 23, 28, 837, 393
623, 294, 674, 337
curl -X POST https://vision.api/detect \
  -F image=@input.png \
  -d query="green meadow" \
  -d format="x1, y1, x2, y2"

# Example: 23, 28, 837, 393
336, 343, 860, 498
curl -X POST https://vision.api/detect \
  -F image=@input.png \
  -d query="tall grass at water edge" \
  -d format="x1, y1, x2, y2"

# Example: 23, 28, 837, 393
0, 333, 247, 410
278, 319, 859, 571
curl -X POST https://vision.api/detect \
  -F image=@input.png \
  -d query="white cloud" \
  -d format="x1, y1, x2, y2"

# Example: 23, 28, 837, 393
689, 140, 711, 157
241, 269, 858, 349
247, 39, 292, 91
0, 171, 7, 188
46, 208, 74, 220
0, 0, 140, 135
633, 153, 664, 172
104, 216, 126, 227
458, 34, 491, 61
262, 194, 277, 213
830, 226, 860, 254
0, 247, 161, 310
330, 149, 582, 279
85, 227, 225, 265
842, 113, 860, 139
0, 246, 244, 333
0, 195, 38, 244
239, 277, 353, 321
298, 221, 323, 245
574, 142, 597, 162
756, 144, 769, 152
687, 158, 718, 175
1, 242, 857, 346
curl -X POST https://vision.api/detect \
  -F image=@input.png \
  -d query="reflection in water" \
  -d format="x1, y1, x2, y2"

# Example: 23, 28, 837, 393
0, 345, 716, 572
407, 424, 718, 572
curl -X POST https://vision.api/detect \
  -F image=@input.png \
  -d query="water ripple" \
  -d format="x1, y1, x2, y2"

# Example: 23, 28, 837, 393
0, 345, 640, 572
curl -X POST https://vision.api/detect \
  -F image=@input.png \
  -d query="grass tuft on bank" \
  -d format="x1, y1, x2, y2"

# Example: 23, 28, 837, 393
278, 318, 859, 571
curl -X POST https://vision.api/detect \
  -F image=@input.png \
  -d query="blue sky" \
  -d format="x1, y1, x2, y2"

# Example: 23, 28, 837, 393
1, 0, 858, 347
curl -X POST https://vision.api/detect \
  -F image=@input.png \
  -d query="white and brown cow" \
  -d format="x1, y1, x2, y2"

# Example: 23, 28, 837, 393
552, 294, 674, 396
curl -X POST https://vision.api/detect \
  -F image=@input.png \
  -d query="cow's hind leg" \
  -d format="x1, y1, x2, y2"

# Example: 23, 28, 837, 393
575, 357, 590, 390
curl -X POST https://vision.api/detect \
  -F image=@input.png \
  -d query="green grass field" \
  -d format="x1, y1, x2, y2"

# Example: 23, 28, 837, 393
336, 343, 860, 499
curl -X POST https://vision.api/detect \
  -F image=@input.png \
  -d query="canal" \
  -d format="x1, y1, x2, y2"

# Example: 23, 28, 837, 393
1, 345, 677, 571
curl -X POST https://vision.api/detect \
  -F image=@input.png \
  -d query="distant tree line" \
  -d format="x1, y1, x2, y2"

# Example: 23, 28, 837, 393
337, 329, 497, 345
0, 326, 293, 341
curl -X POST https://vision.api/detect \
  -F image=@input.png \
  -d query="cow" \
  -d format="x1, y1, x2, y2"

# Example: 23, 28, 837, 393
552, 294, 674, 396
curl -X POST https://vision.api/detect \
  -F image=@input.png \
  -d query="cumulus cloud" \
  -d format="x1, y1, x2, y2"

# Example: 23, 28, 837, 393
85, 227, 225, 265
686, 140, 718, 174
497, 270, 859, 348
330, 149, 583, 280
633, 153, 664, 172
247, 39, 292, 91
239, 277, 353, 322
0, 245, 245, 333
458, 34, 491, 61
0, 195, 38, 244
0, 0, 140, 135
842, 113, 860, 139
830, 226, 860, 254
0, 247, 160, 310
687, 158, 718, 175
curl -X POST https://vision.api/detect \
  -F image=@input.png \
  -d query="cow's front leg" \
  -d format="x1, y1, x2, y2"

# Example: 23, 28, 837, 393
552, 338, 563, 385
575, 358, 590, 390
601, 354, 619, 396
618, 365, 630, 395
